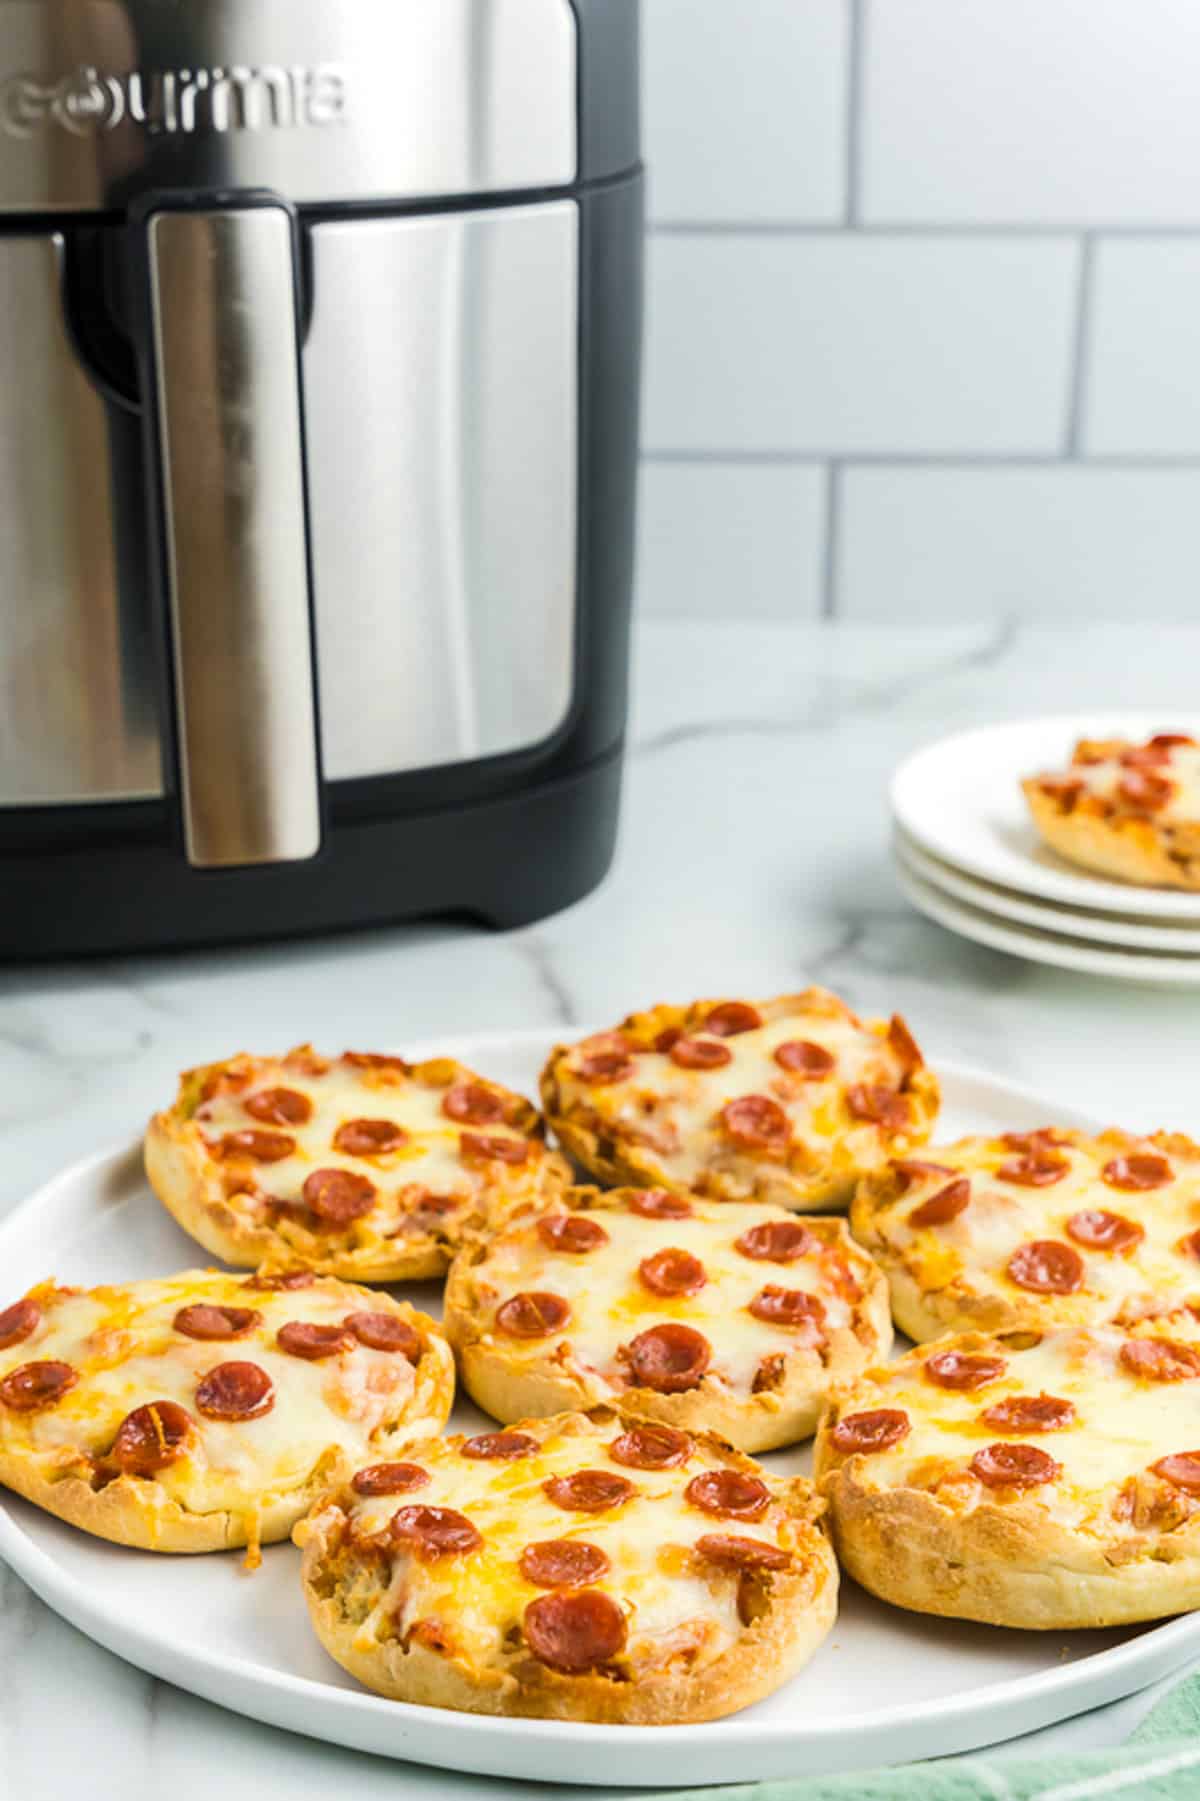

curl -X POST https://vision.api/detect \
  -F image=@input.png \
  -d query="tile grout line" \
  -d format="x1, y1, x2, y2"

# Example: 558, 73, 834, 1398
844, 0, 867, 226
821, 462, 842, 619
1064, 233, 1096, 456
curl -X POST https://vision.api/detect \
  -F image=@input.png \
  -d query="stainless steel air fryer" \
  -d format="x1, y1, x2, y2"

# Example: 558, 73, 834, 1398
0, 0, 642, 954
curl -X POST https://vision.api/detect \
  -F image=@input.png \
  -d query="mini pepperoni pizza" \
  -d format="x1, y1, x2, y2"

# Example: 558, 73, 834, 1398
145, 1046, 570, 1282
815, 1309, 1200, 1629
540, 990, 939, 1212
296, 1406, 836, 1723
1023, 731, 1200, 889
443, 1187, 891, 1452
0, 1270, 453, 1556
851, 1127, 1200, 1343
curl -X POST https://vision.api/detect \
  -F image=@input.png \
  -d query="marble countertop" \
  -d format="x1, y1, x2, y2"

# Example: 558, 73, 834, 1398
4, 617, 1200, 1799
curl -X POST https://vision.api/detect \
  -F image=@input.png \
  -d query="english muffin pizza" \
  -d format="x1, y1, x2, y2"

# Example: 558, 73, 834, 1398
145, 1047, 569, 1282
444, 1187, 890, 1452
816, 1309, 1200, 1629
540, 990, 939, 1211
296, 1406, 836, 1723
851, 1127, 1200, 1343
0, 1269, 453, 1555
1023, 730, 1200, 889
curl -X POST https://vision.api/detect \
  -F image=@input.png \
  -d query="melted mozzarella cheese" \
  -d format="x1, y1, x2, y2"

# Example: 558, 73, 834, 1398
832, 1319, 1200, 1536
470, 1199, 871, 1395
556, 998, 921, 1196
342, 1417, 803, 1673
876, 1134, 1200, 1324
0, 1272, 446, 1518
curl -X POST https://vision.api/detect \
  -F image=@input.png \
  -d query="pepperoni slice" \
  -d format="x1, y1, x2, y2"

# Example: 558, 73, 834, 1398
520, 1540, 611, 1588
997, 1151, 1070, 1187
846, 1085, 911, 1131
524, 1590, 626, 1673
0, 1298, 40, 1350
1103, 1152, 1173, 1192
924, 1350, 1006, 1391
442, 1082, 506, 1125
352, 1462, 429, 1496
1006, 1240, 1084, 1295
302, 1167, 377, 1225
344, 1312, 422, 1358
773, 1039, 835, 1078
970, 1443, 1061, 1489
0, 1360, 77, 1411
748, 1287, 826, 1337
1177, 1228, 1200, 1261
703, 1002, 763, 1037
628, 1189, 692, 1220
1149, 732, 1196, 749
496, 1292, 570, 1338
1152, 1452, 1200, 1495
173, 1303, 260, 1341
1066, 1209, 1144, 1255
1039, 774, 1084, 806
638, 1248, 707, 1298
685, 1470, 770, 1520
574, 1047, 634, 1085
891, 1159, 955, 1191
721, 1095, 791, 1155
830, 1408, 910, 1454
461, 1431, 538, 1461
1120, 1337, 1200, 1382
244, 1086, 313, 1127
624, 1323, 711, 1393
243, 1269, 313, 1292
277, 1321, 352, 1360
195, 1360, 274, 1420
1001, 1128, 1072, 1153
981, 1394, 1075, 1433
333, 1117, 407, 1156
910, 1177, 971, 1228
544, 1470, 636, 1513
342, 1051, 409, 1072
537, 1214, 609, 1254
460, 1131, 530, 1165
109, 1400, 193, 1476
669, 1036, 733, 1071
734, 1219, 815, 1263
1119, 769, 1173, 811
609, 1423, 692, 1469
216, 1129, 295, 1163
654, 1026, 684, 1053
695, 1533, 790, 1572
390, 1505, 482, 1560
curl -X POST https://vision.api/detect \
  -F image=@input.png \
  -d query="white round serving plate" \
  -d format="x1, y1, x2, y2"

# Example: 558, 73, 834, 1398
892, 712, 1200, 920
896, 856, 1200, 987
896, 828, 1200, 953
1, 1027, 1198, 1788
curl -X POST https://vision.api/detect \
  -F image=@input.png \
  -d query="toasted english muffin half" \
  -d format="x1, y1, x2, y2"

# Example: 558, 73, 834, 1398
1023, 731, 1200, 889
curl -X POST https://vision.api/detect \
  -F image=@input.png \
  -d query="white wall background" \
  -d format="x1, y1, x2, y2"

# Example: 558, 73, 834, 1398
636, 0, 1200, 620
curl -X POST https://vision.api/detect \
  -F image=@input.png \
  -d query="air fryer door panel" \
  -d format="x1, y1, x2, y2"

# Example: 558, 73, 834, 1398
303, 201, 579, 783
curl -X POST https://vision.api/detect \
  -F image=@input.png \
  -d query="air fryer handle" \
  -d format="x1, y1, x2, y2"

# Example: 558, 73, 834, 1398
140, 199, 323, 868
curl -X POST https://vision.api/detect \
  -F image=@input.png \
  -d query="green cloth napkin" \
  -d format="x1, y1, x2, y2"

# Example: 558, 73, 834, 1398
649, 1662, 1200, 1800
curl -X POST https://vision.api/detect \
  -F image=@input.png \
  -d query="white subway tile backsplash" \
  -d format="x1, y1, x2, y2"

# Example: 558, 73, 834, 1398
862, 0, 1200, 225
643, 0, 848, 224
636, 462, 827, 619
643, 235, 1079, 455
1084, 240, 1200, 455
838, 466, 1200, 620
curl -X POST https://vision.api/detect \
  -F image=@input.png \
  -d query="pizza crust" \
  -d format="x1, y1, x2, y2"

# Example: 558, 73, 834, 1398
296, 1409, 838, 1724
145, 1049, 570, 1282
443, 1191, 892, 1452
540, 991, 940, 1213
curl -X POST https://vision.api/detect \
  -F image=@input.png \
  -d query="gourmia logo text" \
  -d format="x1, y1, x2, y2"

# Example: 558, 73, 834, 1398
0, 64, 348, 138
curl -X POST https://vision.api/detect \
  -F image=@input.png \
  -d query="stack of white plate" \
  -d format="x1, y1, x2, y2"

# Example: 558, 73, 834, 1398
890, 713, 1200, 987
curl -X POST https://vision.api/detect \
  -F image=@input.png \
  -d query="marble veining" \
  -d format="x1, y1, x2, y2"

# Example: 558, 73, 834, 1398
2, 618, 1199, 1795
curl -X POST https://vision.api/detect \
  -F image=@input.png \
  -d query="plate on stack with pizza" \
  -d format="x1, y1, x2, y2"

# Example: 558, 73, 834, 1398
890, 712, 1200, 984
3, 993, 1200, 1785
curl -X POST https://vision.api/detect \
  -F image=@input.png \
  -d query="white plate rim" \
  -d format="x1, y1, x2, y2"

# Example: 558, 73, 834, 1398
895, 830, 1200, 953
2, 1034, 1199, 1784
895, 859, 1200, 986
891, 712, 1200, 920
